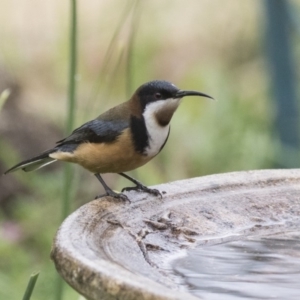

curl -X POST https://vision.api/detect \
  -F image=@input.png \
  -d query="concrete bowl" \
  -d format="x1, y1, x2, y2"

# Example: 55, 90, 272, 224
51, 169, 300, 300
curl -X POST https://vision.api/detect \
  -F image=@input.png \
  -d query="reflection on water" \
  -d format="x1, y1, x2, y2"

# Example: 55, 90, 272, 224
173, 232, 300, 299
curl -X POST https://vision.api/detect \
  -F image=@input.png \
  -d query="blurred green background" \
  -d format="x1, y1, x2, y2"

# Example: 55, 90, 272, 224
0, 0, 300, 299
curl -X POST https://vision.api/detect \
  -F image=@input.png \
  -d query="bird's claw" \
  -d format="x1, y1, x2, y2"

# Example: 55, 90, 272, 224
122, 185, 162, 198
95, 191, 130, 202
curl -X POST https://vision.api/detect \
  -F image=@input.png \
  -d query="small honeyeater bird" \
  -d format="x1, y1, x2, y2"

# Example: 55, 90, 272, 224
4, 80, 213, 201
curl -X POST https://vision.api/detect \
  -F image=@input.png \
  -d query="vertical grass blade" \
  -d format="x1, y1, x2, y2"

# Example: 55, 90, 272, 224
22, 272, 40, 300
56, 1, 78, 300
63, 0, 78, 218
66, 0, 78, 135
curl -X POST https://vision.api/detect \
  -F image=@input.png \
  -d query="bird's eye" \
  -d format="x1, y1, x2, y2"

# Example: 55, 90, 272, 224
155, 93, 162, 99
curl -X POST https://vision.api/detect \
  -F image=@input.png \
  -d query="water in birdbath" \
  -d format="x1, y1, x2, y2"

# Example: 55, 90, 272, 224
173, 231, 300, 300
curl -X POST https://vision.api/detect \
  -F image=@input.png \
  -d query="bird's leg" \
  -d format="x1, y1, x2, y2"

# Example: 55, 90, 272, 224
119, 172, 162, 198
94, 173, 129, 202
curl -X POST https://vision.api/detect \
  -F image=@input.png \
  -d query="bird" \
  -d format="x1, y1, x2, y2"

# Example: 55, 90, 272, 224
4, 80, 213, 201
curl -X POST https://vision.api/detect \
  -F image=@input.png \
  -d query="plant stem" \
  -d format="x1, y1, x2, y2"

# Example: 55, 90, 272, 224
66, 0, 78, 135
56, 1, 77, 300
22, 272, 40, 300
63, 0, 77, 227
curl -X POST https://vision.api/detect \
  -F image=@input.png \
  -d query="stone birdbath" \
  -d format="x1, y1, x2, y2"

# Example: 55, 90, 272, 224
51, 169, 300, 300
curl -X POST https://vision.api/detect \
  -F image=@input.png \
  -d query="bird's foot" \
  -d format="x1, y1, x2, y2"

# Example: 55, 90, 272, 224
122, 184, 162, 198
95, 190, 130, 202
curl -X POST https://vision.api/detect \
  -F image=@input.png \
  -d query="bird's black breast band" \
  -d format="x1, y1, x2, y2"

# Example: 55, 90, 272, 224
130, 115, 149, 154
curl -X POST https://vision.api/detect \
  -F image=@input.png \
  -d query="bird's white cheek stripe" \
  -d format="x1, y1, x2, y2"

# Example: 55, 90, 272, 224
143, 99, 180, 157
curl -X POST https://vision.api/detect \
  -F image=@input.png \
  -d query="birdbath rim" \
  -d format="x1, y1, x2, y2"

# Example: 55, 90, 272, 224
51, 169, 300, 300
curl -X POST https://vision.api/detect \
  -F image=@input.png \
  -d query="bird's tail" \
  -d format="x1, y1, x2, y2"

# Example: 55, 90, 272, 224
4, 149, 57, 174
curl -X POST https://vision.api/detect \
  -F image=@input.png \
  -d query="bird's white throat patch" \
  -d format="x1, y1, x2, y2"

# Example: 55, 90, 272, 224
143, 98, 181, 157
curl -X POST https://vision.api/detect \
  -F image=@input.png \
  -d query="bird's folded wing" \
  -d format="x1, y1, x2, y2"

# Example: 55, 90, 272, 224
57, 119, 129, 145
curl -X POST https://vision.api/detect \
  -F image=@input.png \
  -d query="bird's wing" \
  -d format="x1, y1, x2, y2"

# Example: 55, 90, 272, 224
56, 119, 129, 145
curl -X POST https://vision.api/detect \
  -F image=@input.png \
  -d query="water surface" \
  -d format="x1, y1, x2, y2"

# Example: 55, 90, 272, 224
173, 231, 300, 299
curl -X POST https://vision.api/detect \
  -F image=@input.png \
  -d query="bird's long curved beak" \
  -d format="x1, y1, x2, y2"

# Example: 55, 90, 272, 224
175, 90, 214, 100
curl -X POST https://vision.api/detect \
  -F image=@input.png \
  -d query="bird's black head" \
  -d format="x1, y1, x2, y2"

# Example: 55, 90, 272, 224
135, 80, 213, 111
136, 80, 180, 111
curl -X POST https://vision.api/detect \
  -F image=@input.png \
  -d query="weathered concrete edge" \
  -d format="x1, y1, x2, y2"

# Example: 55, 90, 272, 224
51, 203, 198, 300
